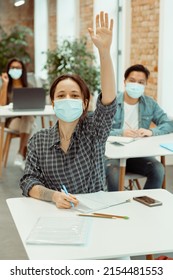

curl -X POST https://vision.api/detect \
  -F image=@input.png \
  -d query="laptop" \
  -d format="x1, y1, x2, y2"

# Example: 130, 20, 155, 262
12, 87, 46, 111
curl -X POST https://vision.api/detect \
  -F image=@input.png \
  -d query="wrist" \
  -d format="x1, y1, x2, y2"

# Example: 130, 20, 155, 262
99, 49, 111, 58
52, 191, 60, 203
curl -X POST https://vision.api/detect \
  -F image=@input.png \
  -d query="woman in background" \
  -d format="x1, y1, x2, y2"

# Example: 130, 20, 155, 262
0, 58, 34, 169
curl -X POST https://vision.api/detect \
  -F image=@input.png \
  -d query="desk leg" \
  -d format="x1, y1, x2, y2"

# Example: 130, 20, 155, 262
49, 117, 53, 127
146, 254, 154, 260
161, 156, 166, 189
0, 120, 5, 177
119, 159, 126, 191
41, 116, 45, 128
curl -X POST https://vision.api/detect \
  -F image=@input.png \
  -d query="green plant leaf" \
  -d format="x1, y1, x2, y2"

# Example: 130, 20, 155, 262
43, 37, 100, 95
0, 25, 33, 73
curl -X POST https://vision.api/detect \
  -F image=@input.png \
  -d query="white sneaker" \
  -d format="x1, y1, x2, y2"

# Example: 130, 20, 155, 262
14, 153, 24, 166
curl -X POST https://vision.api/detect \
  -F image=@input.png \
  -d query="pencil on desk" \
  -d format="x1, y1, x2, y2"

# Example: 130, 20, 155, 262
93, 213, 129, 219
78, 213, 129, 220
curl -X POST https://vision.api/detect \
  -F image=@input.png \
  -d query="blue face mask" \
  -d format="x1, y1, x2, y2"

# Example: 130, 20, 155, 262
125, 82, 145, 99
54, 99, 83, 122
8, 68, 22, 80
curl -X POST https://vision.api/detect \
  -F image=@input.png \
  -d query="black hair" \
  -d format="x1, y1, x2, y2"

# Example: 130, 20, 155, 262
124, 64, 150, 80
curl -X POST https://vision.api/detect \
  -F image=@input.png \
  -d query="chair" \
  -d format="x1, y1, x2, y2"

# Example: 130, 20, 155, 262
125, 155, 166, 190
3, 128, 20, 167
3, 116, 54, 167
125, 173, 146, 190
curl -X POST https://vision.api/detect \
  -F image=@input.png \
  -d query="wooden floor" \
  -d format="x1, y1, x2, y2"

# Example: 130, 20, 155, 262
0, 136, 173, 260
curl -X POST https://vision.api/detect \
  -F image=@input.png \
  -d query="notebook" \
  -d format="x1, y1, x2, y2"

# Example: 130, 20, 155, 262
160, 143, 173, 152
13, 87, 46, 111
74, 191, 129, 213
26, 216, 90, 245
107, 136, 141, 145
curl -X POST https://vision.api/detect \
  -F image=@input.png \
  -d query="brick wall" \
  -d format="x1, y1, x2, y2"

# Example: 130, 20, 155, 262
131, 0, 160, 99
48, 0, 57, 50
0, 0, 160, 100
80, 0, 93, 50
0, 0, 34, 72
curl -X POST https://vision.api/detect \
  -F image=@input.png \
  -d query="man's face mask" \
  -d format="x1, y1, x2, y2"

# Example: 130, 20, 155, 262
8, 68, 22, 80
125, 82, 145, 99
53, 98, 83, 122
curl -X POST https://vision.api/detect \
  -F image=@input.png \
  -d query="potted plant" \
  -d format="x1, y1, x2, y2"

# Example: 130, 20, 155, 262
43, 37, 100, 110
0, 25, 33, 73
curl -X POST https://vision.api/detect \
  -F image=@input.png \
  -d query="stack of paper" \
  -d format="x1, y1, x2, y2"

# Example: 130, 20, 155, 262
26, 216, 90, 245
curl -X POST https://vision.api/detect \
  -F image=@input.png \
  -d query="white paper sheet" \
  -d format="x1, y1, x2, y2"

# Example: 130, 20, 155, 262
74, 191, 129, 213
107, 136, 141, 145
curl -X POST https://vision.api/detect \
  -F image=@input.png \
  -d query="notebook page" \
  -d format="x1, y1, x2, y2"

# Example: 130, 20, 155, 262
74, 191, 127, 213
107, 136, 141, 145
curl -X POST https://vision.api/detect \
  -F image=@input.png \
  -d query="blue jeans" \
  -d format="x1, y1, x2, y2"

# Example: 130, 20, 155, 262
105, 157, 165, 191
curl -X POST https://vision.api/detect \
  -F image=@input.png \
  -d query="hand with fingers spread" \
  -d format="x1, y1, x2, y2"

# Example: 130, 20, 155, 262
88, 11, 116, 105
88, 11, 113, 51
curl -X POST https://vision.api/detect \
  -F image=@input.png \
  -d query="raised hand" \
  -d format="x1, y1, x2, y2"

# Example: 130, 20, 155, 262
88, 11, 113, 51
1, 72, 9, 84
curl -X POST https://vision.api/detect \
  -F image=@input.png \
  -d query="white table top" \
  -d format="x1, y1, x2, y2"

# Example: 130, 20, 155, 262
105, 134, 173, 160
7, 189, 173, 260
0, 104, 55, 119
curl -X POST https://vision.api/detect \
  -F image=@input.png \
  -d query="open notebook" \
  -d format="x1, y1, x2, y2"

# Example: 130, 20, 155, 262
74, 191, 129, 213
107, 136, 141, 145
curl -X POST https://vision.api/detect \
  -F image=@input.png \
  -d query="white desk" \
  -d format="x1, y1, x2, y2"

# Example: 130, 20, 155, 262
0, 104, 55, 176
105, 134, 173, 191
7, 189, 173, 260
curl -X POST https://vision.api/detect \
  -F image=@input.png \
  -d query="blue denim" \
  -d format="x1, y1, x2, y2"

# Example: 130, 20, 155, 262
105, 92, 173, 191
105, 157, 165, 191
110, 93, 173, 137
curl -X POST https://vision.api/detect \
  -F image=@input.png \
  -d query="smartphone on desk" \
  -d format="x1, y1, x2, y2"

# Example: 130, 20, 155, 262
133, 195, 162, 207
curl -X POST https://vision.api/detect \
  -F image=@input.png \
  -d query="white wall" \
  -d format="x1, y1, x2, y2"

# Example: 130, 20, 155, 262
158, 0, 173, 118
34, 0, 48, 82
158, 0, 173, 165
57, 0, 79, 42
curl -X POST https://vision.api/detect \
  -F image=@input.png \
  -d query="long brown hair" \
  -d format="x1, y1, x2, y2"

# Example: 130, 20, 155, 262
6, 58, 28, 93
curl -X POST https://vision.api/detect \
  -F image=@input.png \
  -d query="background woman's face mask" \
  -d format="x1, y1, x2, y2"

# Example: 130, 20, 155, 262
125, 82, 145, 99
8, 68, 22, 80
53, 98, 83, 122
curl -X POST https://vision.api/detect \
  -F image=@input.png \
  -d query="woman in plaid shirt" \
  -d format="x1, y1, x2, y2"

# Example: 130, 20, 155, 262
20, 11, 117, 209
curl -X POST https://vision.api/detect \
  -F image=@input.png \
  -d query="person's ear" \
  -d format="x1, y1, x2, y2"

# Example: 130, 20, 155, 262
83, 99, 88, 110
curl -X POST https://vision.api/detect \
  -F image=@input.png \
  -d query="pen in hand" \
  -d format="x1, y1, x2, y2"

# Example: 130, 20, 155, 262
61, 185, 74, 208
124, 121, 139, 137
